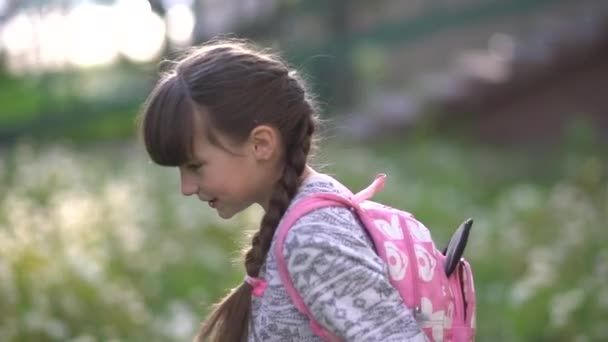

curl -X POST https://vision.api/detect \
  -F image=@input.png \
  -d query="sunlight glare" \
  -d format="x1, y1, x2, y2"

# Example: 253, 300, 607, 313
115, 0, 166, 63
1, 13, 35, 55
166, 4, 195, 46
38, 10, 69, 70
1, 12, 37, 74
66, 4, 118, 67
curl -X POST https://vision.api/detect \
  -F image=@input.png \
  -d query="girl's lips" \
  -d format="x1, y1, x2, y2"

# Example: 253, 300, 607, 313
208, 199, 218, 208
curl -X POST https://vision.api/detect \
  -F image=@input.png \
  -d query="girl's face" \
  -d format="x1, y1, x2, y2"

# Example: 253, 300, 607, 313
178, 112, 282, 219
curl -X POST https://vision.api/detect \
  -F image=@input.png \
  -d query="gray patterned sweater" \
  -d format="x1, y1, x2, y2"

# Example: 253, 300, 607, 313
248, 173, 424, 341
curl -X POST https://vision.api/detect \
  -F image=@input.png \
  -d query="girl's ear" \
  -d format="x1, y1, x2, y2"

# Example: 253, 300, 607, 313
249, 125, 280, 161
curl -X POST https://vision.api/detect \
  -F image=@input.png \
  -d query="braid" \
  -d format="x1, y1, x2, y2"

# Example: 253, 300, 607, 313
244, 114, 313, 276
192, 42, 318, 342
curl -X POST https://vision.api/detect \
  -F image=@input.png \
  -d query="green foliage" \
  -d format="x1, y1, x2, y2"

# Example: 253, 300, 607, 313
0, 136, 606, 341
0, 63, 152, 143
0, 75, 45, 123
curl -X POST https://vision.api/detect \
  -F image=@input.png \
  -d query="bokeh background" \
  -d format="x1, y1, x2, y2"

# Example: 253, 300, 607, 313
1, 0, 607, 341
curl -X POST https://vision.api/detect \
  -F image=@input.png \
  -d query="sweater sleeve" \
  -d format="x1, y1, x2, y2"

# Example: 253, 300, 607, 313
283, 206, 425, 342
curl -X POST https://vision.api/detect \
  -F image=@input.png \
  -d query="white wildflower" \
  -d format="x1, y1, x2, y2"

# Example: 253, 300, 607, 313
103, 180, 146, 252
503, 184, 543, 213
511, 246, 556, 305
65, 244, 103, 283
52, 190, 102, 242
159, 300, 197, 340
70, 335, 97, 342
550, 288, 585, 328
24, 310, 68, 340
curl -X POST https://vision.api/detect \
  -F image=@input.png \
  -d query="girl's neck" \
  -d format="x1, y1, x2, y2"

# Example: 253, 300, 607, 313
259, 165, 318, 212
299, 164, 318, 184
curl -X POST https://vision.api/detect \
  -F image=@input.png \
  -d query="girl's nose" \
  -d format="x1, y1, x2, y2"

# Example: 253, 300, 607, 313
180, 171, 198, 196
181, 181, 198, 196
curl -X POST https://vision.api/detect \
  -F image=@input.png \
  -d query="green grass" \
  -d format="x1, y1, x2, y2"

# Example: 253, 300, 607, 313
0, 136, 606, 341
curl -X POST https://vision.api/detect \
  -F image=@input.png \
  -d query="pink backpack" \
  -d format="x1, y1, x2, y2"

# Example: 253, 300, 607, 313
274, 174, 476, 342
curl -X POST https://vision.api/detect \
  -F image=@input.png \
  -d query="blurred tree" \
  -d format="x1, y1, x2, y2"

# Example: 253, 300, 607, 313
327, 0, 355, 108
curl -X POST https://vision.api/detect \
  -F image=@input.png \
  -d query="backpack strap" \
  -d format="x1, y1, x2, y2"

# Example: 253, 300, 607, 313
274, 175, 387, 341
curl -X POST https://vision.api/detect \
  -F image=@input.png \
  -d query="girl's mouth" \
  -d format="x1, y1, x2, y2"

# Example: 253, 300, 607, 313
208, 199, 218, 208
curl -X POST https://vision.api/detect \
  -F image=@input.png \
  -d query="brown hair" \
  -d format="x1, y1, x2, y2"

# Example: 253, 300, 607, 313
138, 39, 318, 341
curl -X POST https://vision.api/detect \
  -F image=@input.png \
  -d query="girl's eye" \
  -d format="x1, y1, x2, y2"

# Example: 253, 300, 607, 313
187, 163, 203, 172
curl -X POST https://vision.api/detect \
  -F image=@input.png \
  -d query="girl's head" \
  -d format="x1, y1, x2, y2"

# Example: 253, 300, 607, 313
139, 39, 318, 341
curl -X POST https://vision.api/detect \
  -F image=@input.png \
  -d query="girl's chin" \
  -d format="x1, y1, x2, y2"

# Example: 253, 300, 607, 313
217, 210, 235, 219
215, 202, 254, 220
214, 203, 238, 219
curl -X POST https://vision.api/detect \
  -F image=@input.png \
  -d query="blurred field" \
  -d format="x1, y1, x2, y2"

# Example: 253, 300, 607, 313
0, 134, 606, 341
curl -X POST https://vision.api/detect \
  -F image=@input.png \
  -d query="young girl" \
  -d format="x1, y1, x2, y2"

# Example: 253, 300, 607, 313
139, 39, 425, 341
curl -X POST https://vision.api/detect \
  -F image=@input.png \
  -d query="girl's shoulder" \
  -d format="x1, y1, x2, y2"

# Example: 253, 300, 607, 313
292, 173, 352, 201
287, 173, 361, 233
282, 173, 377, 258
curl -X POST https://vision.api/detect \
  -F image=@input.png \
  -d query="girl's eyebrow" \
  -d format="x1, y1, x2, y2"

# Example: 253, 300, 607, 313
186, 157, 206, 164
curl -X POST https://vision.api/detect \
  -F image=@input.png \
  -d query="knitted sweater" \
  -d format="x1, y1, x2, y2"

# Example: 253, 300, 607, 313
248, 173, 424, 341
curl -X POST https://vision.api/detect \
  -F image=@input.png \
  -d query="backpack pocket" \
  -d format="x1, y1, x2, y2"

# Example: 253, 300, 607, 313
448, 260, 476, 341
